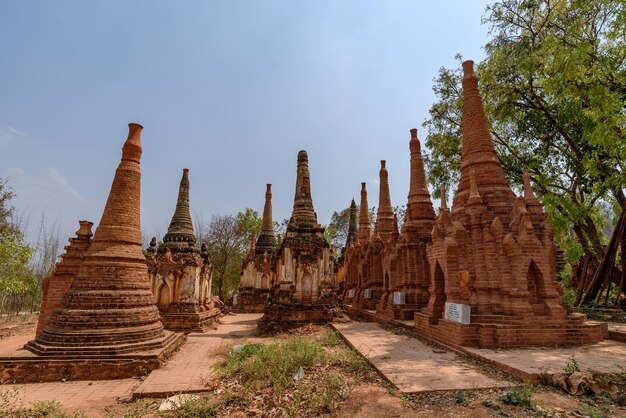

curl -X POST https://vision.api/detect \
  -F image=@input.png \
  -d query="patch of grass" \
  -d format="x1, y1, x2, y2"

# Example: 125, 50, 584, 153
0, 389, 87, 418
564, 355, 581, 374
321, 345, 372, 378
320, 330, 341, 347
454, 391, 466, 405
168, 396, 220, 418
288, 371, 345, 415
498, 385, 535, 408
482, 399, 509, 416
214, 336, 322, 393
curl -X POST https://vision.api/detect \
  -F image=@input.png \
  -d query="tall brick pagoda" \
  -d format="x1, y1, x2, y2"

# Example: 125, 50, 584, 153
146, 168, 218, 332
20, 124, 183, 381
341, 183, 370, 304
380, 129, 435, 319
260, 151, 339, 329
353, 161, 392, 310
413, 60, 607, 347
237, 184, 278, 312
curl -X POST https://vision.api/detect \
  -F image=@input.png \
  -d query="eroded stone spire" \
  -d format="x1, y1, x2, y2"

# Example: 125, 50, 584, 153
406, 128, 436, 235
453, 60, 515, 212
256, 184, 277, 254
289, 150, 318, 228
376, 160, 395, 241
163, 168, 196, 249
31, 123, 166, 354
345, 198, 358, 248
358, 182, 371, 244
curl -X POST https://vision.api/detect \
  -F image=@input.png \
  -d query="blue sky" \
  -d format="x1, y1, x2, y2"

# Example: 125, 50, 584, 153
0, 1, 490, 242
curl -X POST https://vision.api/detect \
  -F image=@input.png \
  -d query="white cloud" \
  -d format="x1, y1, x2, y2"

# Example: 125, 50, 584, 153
0, 127, 26, 145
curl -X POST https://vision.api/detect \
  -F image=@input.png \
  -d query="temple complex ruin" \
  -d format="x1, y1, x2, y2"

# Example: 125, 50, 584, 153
145, 168, 219, 332
340, 61, 607, 348
237, 184, 277, 312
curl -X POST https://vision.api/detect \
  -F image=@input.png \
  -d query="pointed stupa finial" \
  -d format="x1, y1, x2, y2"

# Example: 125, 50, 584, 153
256, 184, 277, 254
453, 60, 515, 212
249, 235, 256, 257
163, 168, 196, 250
392, 213, 399, 242
522, 169, 540, 204
289, 150, 319, 229
358, 182, 371, 244
377, 160, 395, 241
345, 198, 358, 248
440, 185, 448, 210
406, 128, 436, 236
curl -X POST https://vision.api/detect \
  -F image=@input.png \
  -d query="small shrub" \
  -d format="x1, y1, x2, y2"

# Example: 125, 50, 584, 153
499, 385, 535, 408
32, 400, 63, 416
564, 355, 581, 374
454, 391, 466, 404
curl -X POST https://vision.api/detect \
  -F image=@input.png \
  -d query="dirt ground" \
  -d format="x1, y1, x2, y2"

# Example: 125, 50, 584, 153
1, 314, 626, 418
0, 314, 37, 340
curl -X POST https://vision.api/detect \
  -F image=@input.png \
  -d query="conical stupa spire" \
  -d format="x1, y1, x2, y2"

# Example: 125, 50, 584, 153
256, 184, 277, 254
163, 168, 196, 249
406, 128, 435, 235
358, 182, 371, 244
289, 150, 318, 228
453, 60, 515, 213
345, 198, 358, 248
31, 123, 166, 355
376, 160, 395, 241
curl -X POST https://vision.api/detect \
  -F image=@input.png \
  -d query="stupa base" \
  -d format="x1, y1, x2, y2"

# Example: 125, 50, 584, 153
0, 331, 184, 383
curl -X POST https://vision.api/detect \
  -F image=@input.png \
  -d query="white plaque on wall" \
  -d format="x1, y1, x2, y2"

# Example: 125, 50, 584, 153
444, 302, 471, 324
364, 289, 373, 299
393, 291, 406, 305
348, 289, 356, 298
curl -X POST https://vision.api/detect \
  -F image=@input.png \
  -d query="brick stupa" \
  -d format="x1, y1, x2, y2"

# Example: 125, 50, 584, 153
18, 124, 184, 381
146, 168, 218, 332
237, 184, 278, 312
379, 129, 435, 319
340, 183, 369, 303
413, 61, 607, 347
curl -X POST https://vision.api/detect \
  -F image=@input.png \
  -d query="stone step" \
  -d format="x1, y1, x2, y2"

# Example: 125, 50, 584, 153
24, 331, 180, 357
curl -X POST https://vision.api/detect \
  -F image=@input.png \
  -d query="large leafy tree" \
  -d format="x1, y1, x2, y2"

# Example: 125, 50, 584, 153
424, 0, 626, 271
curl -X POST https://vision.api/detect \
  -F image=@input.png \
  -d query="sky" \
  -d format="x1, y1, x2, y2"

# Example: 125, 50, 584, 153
0, 1, 491, 243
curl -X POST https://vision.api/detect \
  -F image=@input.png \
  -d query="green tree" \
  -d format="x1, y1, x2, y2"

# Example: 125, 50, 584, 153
424, 0, 626, 274
236, 208, 262, 243
200, 209, 265, 301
